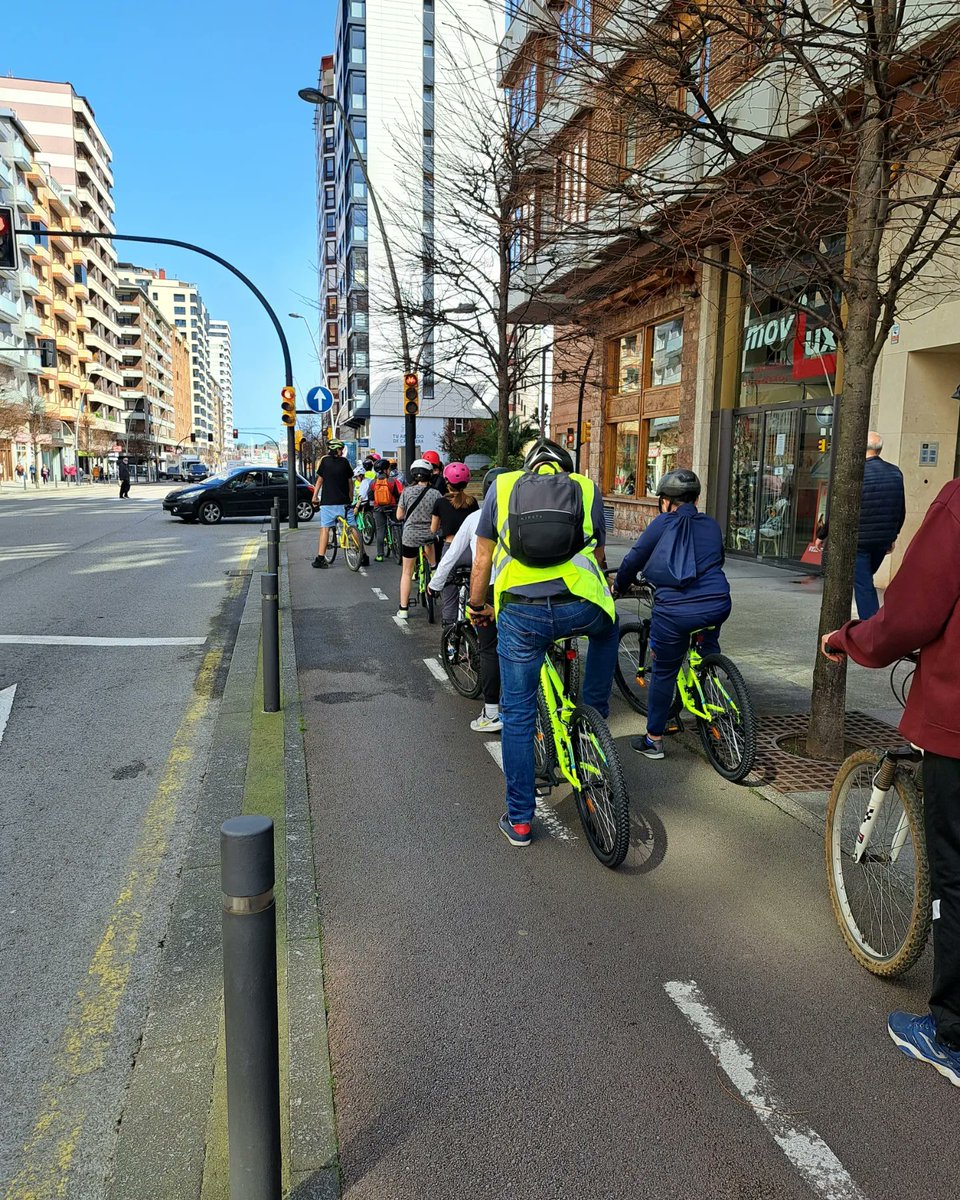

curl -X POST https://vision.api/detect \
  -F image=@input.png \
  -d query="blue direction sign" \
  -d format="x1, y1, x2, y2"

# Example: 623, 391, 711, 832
306, 385, 334, 414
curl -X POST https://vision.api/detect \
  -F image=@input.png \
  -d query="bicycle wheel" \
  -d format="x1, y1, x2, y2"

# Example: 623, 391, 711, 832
534, 688, 557, 781
614, 618, 652, 714
825, 749, 930, 977
570, 705, 631, 869
360, 512, 375, 546
325, 532, 338, 565
390, 524, 403, 564
695, 654, 756, 782
441, 624, 481, 699
424, 581, 436, 624
344, 525, 363, 572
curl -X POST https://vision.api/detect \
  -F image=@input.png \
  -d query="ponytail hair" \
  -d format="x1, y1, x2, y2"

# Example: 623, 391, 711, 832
445, 482, 473, 510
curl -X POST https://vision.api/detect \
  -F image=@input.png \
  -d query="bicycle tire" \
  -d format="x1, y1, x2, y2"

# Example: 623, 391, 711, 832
344, 526, 363, 572
390, 525, 403, 564
614, 618, 652, 714
424, 582, 436, 624
441, 624, 482, 699
695, 653, 756, 782
570, 705, 630, 868
534, 687, 557, 781
325, 537, 338, 565
825, 748, 930, 977
360, 512, 375, 546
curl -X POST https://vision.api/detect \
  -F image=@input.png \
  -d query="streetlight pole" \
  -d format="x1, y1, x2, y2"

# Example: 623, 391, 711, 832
298, 87, 416, 466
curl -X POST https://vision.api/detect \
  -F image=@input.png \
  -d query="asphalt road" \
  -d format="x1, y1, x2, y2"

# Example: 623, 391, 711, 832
290, 538, 957, 1200
0, 483, 259, 1197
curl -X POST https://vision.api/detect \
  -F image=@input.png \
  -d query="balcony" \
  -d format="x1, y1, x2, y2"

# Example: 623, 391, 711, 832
21, 311, 42, 335
56, 333, 80, 358
75, 311, 91, 333
0, 291, 20, 322
18, 238, 40, 259
58, 368, 84, 390
19, 268, 41, 296
15, 183, 35, 211
0, 158, 11, 186
120, 387, 145, 401
10, 138, 31, 169
54, 296, 77, 322
51, 258, 73, 285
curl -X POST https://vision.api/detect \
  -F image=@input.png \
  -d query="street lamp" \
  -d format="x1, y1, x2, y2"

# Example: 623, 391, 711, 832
299, 85, 418, 465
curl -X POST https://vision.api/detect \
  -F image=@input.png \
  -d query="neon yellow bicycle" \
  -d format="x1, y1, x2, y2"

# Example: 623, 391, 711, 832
535, 637, 631, 869
324, 510, 364, 571
614, 582, 756, 782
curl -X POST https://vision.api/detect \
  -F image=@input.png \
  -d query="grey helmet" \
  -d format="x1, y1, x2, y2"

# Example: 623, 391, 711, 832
655, 468, 701, 503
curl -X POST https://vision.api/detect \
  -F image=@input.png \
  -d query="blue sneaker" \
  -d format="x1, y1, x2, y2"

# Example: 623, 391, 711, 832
499, 813, 531, 847
631, 735, 664, 760
888, 1011, 960, 1086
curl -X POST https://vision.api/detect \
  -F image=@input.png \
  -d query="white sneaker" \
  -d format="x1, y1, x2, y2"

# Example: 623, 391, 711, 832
471, 711, 503, 733
395, 607, 408, 620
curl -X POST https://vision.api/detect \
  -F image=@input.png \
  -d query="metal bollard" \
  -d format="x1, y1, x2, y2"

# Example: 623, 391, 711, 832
261, 573, 280, 713
267, 527, 279, 577
270, 499, 280, 535
221, 816, 281, 1200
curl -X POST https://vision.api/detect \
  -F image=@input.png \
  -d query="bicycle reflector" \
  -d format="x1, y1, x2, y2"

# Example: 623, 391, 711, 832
281, 386, 296, 426
403, 372, 419, 417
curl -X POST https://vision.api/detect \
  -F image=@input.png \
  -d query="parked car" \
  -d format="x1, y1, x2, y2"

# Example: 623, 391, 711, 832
162, 466, 316, 525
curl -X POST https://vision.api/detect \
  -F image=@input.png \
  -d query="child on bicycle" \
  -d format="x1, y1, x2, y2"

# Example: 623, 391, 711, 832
396, 459, 441, 619
369, 458, 400, 562
612, 469, 730, 760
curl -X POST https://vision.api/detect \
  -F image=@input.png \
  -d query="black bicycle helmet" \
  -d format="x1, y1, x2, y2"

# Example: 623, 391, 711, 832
523, 437, 574, 473
656, 468, 701, 503
362, 457, 375, 470
374, 458, 390, 473
482, 466, 510, 497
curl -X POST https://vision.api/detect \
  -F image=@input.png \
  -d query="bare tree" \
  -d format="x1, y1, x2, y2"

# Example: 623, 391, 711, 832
518, 0, 960, 758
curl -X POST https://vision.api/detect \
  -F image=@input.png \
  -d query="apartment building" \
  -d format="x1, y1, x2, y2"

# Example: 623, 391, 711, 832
208, 319, 234, 440
170, 325, 191, 444
0, 79, 124, 449
500, 0, 960, 583
318, 0, 502, 457
116, 267, 177, 474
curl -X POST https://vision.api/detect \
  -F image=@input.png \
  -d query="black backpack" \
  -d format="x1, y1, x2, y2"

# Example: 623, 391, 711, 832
507, 470, 587, 568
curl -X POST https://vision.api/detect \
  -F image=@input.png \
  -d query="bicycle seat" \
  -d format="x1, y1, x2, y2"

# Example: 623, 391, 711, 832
451, 566, 472, 585
886, 745, 923, 762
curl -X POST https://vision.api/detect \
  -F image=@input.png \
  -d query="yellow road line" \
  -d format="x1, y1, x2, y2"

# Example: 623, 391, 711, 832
4, 538, 259, 1200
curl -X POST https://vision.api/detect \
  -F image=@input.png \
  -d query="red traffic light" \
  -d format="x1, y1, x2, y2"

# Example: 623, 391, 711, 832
281, 385, 297, 427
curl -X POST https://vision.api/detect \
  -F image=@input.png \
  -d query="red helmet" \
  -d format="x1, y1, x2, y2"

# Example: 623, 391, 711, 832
422, 450, 442, 466
443, 462, 470, 487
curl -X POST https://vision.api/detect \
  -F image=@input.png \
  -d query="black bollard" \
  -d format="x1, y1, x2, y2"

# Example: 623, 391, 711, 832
221, 816, 281, 1200
271, 499, 280, 536
267, 527, 279, 577
261, 573, 280, 713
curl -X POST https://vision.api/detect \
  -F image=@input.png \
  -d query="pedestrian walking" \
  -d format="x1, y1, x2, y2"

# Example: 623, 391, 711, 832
40, 465, 49, 484
29, 463, 36, 484
118, 455, 131, 499
469, 438, 616, 847
822, 475, 960, 1088
817, 431, 905, 619
15, 462, 24, 482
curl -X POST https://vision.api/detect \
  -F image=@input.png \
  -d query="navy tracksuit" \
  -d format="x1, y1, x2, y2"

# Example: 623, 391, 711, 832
615, 505, 731, 736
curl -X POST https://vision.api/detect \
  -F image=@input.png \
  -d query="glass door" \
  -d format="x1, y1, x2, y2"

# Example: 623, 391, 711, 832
726, 412, 762, 553
755, 408, 800, 561
787, 405, 833, 563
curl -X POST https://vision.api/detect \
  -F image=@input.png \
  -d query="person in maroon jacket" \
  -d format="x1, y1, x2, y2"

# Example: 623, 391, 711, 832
822, 477, 960, 1087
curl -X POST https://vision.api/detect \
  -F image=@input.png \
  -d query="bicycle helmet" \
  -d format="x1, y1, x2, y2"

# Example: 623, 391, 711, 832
442, 462, 471, 487
422, 450, 442, 467
327, 439, 345, 452
374, 458, 390, 474
482, 466, 509, 497
409, 458, 433, 483
523, 437, 574, 473
655, 468, 701, 503
362, 457, 375, 470
354, 465, 366, 478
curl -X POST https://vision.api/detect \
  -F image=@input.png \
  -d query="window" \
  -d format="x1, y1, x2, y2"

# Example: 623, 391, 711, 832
644, 414, 680, 493
349, 27, 365, 64
327, 348, 339, 370
556, 132, 588, 223
685, 38, 711, 120
423, 40, 434, 57
174, 305, 186, 315
324, 185, 335, 209
650, 317, 683, 387
326, 295, 338, 319
509, 62, 538, 133
623, 111, 640, 173
175, 319, 186, 328
174, 293, 185, 301
349, 72, 366, 113
325, 212, 336, 233
557, 0, 591, 72
326, 323, 338, 346
610, 422, 640, 495
325, 240, 337, 264
452, 417, 467, 434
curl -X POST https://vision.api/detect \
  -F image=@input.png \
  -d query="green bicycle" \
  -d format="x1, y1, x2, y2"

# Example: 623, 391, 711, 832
383, 515, 403, 564
613, 582, 756, 782
356, 505, 375, 547
535, 637, 631, 869
410, 543, 436, 623
324, 511, 364, 572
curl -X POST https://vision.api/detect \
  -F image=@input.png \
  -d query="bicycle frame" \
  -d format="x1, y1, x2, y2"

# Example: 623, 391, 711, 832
674, 639, 737, 724
854, 752, 921, 866
539, 649, 604, 795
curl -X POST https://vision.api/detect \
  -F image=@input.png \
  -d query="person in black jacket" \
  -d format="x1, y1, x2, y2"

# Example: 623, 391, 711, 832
817, 431, 905, 619
117, 455, 131, 500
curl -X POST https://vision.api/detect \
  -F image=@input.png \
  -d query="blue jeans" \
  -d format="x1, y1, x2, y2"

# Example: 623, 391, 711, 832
854, 543, 887, 620
497, 597, 619, 826
647, 599, 732, 737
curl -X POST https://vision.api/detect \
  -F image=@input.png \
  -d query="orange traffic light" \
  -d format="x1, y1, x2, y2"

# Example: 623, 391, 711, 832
403, 372, 419, 417
281, 385, 296, 426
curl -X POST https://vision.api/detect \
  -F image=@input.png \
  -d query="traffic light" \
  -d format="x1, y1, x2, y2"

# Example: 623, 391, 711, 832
232, 428, 238, 440
189, 433, 197, 444
403, 373, 419, 417
207, 433, 214, 443
295, 429, 304, 450
38, 337, 56, 368
580, 421, 592, 443
0, 206, 18, 271
281, 386, 296, 426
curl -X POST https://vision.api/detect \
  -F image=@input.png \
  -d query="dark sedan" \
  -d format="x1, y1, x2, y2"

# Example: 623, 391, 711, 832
162, 467, 316, 525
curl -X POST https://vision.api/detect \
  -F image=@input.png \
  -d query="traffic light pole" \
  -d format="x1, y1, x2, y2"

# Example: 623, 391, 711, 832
14, 227, 301, 529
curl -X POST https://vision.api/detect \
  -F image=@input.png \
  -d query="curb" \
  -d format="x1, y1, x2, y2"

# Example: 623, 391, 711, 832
279, 536, 340, 1199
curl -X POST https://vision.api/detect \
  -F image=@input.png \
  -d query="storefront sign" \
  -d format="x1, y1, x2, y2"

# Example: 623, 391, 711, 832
742, 310, 838, 383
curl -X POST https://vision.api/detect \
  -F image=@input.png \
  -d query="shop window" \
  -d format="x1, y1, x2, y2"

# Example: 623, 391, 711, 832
650, 317, 683, 387
739, 277, 837, 407
610, 421, 640, 495
644, 414, 680, 494
617, 333, 642, 392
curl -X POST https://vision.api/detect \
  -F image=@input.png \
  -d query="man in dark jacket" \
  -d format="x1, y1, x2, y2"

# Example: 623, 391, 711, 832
822, 476, 960, 1087
818, 432, 905, 618
117, 455, 130, 499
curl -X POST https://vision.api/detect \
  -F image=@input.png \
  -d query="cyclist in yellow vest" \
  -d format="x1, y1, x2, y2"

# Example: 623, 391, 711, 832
469, 438, 617, 847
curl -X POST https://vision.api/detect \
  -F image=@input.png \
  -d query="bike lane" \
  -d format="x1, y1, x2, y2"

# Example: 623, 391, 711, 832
288, 534, 956, 1200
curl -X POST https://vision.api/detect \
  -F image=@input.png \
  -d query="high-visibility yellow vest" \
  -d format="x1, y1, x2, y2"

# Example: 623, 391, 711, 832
491, 468, 615, 620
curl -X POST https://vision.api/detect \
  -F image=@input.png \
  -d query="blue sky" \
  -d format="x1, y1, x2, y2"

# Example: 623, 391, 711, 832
3, 0, 336, 439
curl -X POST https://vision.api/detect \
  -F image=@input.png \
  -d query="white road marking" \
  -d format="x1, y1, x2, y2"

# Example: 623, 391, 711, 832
371, 587, 389, 600
422, 656, 456, 694
664, 980, 867, 1200
0, 684, 15, 748
0, 635, 206, 647
392, 615, 411, 636
483, 740, 574, 841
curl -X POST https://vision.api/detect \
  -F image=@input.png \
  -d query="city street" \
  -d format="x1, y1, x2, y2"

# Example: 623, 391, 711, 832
0, 485, 258, 1197
289, 536, 958, 1200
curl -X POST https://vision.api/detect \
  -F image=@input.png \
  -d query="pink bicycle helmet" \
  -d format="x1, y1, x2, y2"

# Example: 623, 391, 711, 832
443, 462, 471, 487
